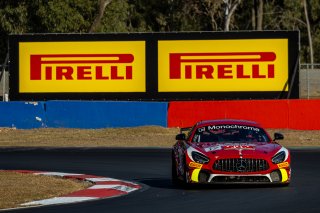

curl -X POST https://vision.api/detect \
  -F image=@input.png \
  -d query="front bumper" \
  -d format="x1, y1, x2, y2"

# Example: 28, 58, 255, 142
189, 168, 291, 184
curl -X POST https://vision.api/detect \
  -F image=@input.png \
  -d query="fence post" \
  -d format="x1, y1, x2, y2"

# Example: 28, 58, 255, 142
307, 64, 310, 99
1, 53, 9, 102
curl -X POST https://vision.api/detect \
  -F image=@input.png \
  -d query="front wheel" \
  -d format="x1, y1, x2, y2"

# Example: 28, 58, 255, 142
183, 163, 189, 184
171, 151, 181, 185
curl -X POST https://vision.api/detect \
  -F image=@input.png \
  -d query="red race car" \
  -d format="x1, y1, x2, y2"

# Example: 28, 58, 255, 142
172, 119, 291, 185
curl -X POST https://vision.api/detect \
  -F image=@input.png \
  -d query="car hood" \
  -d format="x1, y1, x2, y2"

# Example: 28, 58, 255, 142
193, 142, 281, 158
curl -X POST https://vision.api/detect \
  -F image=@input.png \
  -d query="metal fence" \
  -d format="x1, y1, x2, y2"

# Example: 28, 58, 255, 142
300, 64, 320, 99
1, 63, 320, 101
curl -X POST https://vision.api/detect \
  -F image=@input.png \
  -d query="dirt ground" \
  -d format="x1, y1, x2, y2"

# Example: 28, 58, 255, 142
0, 126, 319, 148
0, 171, 91, 209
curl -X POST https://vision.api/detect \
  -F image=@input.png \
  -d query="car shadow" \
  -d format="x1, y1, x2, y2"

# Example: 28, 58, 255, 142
136, 177, 284, 190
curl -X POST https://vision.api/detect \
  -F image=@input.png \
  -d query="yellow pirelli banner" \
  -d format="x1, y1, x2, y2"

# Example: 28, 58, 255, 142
9, 32, 299, 100
158, 39, 288, 92
19, 41, 146, 93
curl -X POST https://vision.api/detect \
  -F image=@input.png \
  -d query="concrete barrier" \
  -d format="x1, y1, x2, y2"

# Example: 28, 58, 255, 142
288, 99, 320, 130
0, 101, 46, 129
45, 101, 168, 128
1, 100, 320, 130
168, 99, 320, 130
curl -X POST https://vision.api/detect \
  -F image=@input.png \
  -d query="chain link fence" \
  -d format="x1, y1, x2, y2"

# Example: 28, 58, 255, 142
1, 63, 320, 101
300, 64, 320, 99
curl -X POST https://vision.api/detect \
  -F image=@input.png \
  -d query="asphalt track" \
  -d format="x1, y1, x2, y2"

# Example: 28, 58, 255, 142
0, 148, 319, 213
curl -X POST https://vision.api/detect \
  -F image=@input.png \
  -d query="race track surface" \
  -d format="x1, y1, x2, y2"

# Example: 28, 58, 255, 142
0, 148, 319, 213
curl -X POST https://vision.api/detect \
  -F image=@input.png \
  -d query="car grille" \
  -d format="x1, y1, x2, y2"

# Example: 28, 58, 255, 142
213, 158, 269, 172
211, 176, 270, 183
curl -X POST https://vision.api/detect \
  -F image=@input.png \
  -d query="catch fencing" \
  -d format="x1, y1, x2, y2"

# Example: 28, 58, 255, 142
300, 64, 320, 99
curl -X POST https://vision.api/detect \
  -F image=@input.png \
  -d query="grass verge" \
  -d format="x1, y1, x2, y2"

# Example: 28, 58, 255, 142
0, 171, 91, 210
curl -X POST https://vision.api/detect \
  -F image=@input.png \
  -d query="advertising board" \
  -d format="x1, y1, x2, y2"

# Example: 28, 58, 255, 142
9, 31, 299, 100
19, 41, 145, 93
158, 39, 288, 92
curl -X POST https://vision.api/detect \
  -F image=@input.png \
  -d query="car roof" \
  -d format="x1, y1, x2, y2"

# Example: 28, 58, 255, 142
196, 119, 261, 127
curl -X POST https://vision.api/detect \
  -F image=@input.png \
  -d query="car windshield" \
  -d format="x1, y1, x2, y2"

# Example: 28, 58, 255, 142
192, 124, 269, 143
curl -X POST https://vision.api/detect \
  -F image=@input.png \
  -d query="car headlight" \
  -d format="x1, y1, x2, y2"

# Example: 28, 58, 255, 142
191, 151, 210, 164
272, 151, 286, 164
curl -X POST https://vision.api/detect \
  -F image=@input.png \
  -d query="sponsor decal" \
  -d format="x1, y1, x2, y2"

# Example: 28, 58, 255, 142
189, 161, 203, 169
277, 162, 289, 168
169, 52, 276, 79
29, 54, 134, 81
19, 41, 146, 93
223, 145, 256, 151
158, 39, 288, 92
197, 125, 260, 133
204, 145, 222, 152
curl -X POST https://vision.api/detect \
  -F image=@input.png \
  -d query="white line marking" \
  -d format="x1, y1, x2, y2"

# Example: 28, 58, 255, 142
21, 197, 96, 206
89, 184, 139, 193
34, 172, 84, 177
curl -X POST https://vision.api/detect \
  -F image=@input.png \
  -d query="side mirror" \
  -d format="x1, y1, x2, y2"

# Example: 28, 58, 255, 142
273, 132, 284, 141
176, 133, 186, 141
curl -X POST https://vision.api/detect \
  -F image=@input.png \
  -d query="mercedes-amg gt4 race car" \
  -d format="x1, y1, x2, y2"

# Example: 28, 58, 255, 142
172, 119, 291, 185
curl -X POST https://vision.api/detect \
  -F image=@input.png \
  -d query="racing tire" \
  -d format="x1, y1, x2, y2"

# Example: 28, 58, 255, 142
279, 182, 290, 187
171, 151, 188, 187
182, 160, 190, 188
171, 151, 181, 185
183, 163, 189, 184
